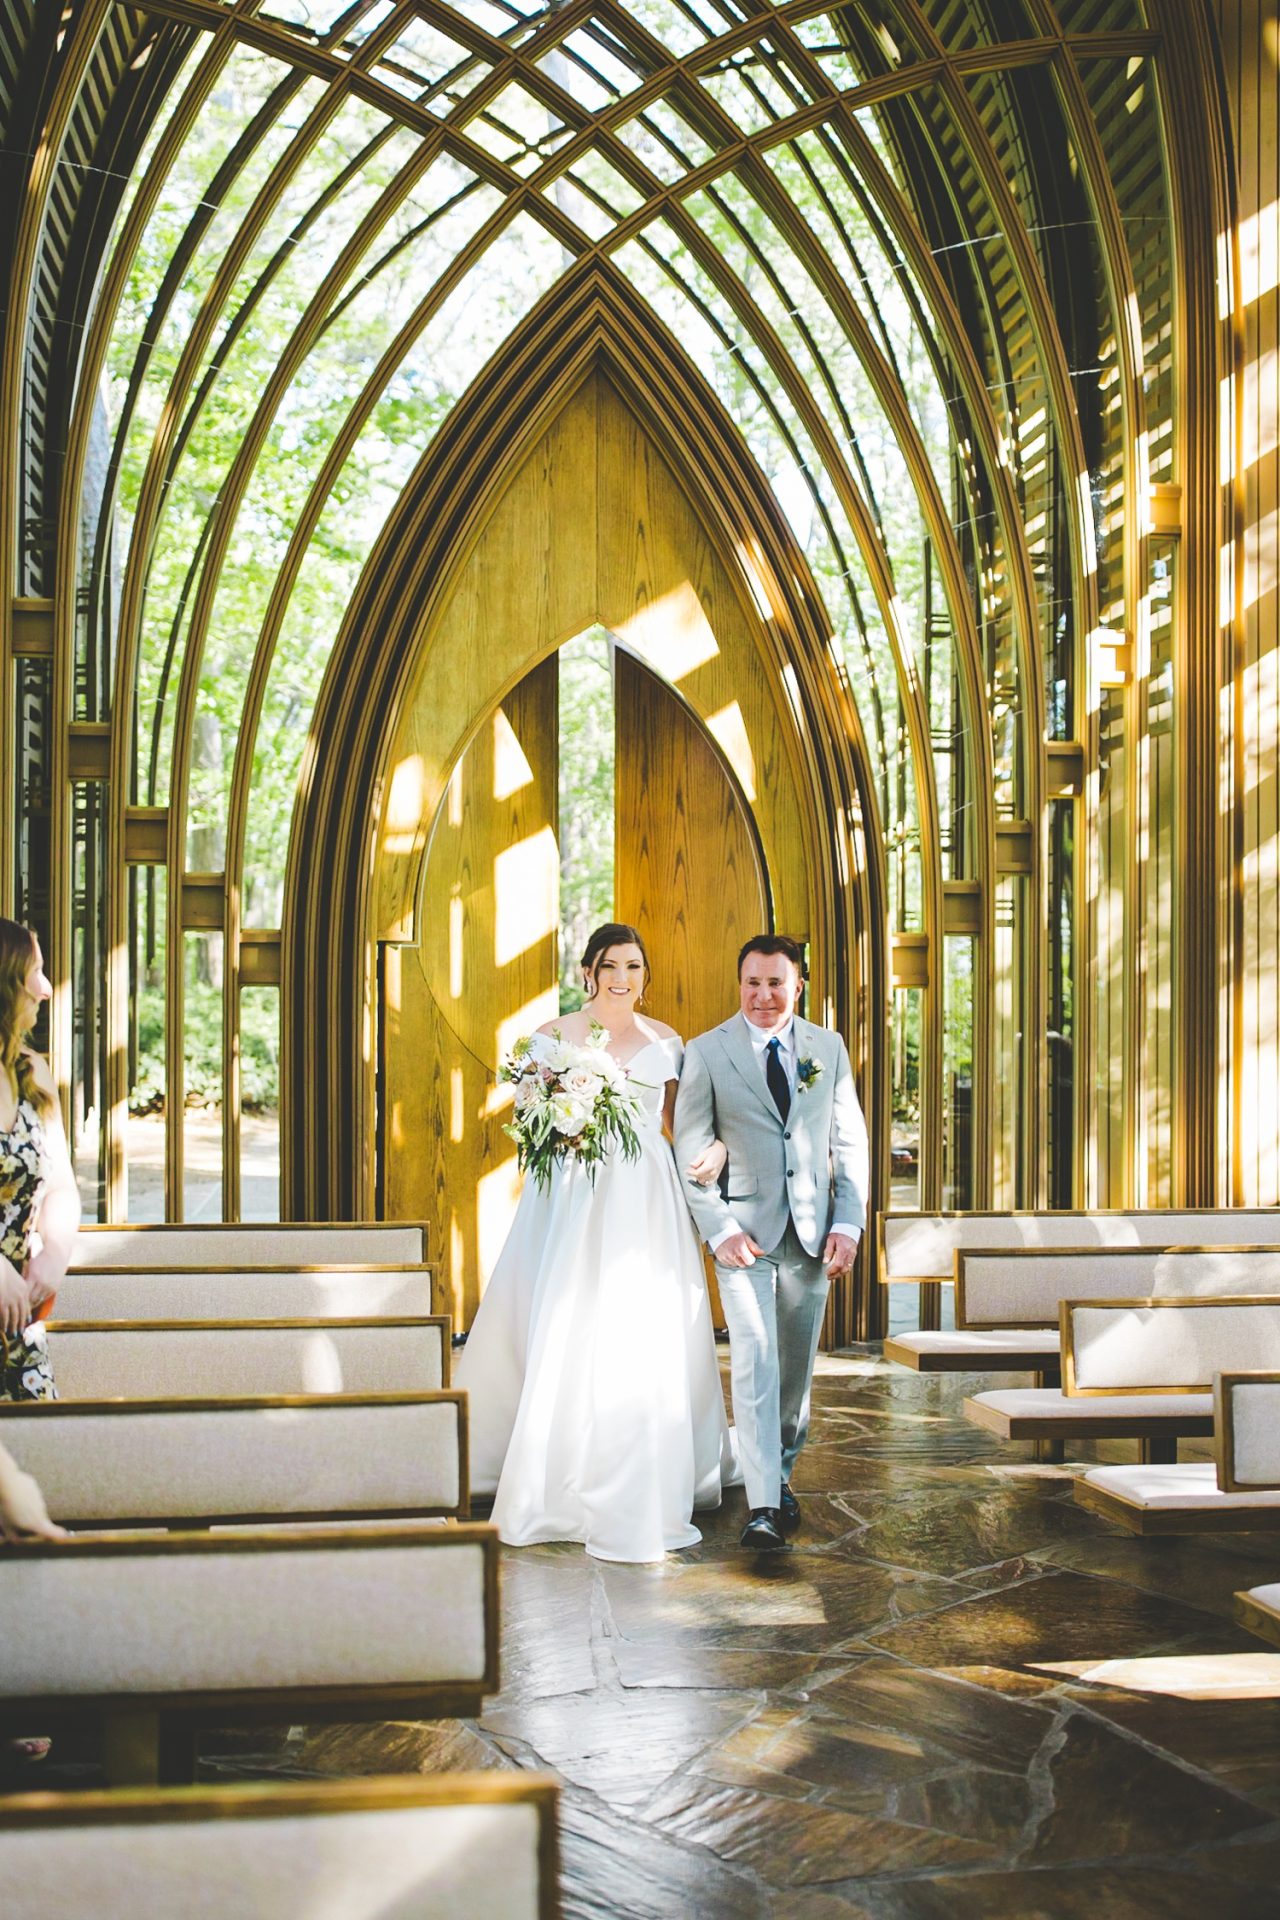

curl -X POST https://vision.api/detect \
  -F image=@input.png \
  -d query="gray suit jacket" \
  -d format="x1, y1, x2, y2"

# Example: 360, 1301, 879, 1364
673, 1015, 870, 1259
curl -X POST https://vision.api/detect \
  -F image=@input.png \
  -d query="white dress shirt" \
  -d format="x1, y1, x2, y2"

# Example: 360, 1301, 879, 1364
709, 1015, 861, 1254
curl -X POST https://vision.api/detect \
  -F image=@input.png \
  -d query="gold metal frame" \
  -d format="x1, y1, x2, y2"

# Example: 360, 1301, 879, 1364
1060, 1295, 1280, 1397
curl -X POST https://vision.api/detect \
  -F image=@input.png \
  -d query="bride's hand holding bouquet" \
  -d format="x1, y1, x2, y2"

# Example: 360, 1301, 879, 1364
501, 1023, 648, 1189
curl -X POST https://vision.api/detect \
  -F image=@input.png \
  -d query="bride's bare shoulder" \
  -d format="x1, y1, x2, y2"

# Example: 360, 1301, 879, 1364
535, 1012, 585, 1039
639, 1016, 679, 1041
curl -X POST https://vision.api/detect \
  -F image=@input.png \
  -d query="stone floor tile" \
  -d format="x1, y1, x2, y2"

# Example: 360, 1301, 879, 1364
1020, 1706, 1271, 1861
559, 1791, 773, 1918
1053, 1685, 1280, 1812
839, 1863, 1279, 1919
865, 1568, 1262, 1671
847, 1487, 1103, 1578
642, 1776, 994, 1885
480, 1686, 752, 1808
596, 1551, 970, 1652
805, 1659, 1055, 1770
1034, 1532, 1280, 1620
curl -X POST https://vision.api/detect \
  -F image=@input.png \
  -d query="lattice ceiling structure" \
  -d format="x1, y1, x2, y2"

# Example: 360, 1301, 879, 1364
1, 1, 1235, 1329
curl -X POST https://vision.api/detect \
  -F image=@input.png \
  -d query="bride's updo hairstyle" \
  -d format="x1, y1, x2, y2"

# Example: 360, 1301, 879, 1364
581, 922, 651, 1002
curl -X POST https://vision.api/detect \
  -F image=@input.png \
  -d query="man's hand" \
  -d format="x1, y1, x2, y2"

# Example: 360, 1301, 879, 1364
716, 1231, 766, 1269
822, 1231, 859, 1277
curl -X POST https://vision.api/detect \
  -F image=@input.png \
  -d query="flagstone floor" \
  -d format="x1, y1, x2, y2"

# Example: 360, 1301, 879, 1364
230, 1351, 1279, 1913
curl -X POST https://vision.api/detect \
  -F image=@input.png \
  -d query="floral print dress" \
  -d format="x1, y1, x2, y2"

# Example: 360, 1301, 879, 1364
0, 1099, 56, 1401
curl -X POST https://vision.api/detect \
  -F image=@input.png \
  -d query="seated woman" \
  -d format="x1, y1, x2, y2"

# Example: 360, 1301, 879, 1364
0, 919, 80, 1400
0, 918, 79, 1774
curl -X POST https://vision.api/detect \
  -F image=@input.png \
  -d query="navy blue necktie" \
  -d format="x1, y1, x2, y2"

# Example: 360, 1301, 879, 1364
766, 1036, 791, 1120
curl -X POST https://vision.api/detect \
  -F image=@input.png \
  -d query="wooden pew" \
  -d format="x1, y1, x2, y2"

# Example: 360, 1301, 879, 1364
965, 1297, 1280, 1464
0, 1392, 468, 1528
1074, 1371, 1280, 1533
887, 1245, 1280, 1379
0, 1776, 559, 1920
41, 1316, 450, 1399
0, 1525, 499, 1785
55, 1264, 434, 1321
72, 1221, 428, 1267
880, 1208, 1280, 1290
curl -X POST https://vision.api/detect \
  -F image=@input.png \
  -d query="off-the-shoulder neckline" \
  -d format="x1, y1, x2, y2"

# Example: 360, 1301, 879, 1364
529, 1029, 681, 1069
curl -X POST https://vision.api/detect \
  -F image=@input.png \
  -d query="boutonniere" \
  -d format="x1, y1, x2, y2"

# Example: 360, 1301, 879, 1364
796, 1056, 822, 1093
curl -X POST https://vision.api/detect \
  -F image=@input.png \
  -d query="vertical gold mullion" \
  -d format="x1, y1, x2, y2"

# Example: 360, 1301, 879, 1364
1039, 38, 1151, 1207
1148, 2, 1235, 1206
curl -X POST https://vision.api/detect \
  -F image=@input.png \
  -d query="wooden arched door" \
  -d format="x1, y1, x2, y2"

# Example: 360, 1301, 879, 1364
385, 642, 771, 1332
614, 646, 769, 1042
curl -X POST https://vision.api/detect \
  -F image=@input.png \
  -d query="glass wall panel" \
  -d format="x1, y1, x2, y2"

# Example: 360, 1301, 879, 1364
240, 985, 281, 1220
1094, 682, 1126, 1202
993, 874, 1023, 1205
184, 929, 223, 1220
1047, 796, 1075, 1205
238, 211, 568, 901
1145, 540, 1176, 1203
127, 865, 167, 1222
943, 935, 974, 1208
70, 781, 106, 1220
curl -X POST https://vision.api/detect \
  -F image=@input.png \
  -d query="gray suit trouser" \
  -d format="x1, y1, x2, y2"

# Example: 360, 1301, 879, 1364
714, 1221, 829, 1510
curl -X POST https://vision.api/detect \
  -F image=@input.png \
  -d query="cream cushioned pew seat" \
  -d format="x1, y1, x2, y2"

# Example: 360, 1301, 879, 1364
964, 1388, 1213, 1442
884, 1329, 1060, 1371
73, 1222, 427, 1267
1236, 1585, 1280, 1649
1074, 1462, 1280, 1532
0, 1394, 466, 1527
45, 1317, 449, 1398
55, 1266, 432, 1320
0, 1777, 557, 1920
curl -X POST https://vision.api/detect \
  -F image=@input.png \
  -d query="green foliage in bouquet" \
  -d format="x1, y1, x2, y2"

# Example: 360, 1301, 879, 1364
500, 1024, 648, 1190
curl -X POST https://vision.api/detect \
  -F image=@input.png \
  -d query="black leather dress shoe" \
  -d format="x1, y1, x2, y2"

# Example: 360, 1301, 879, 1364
779, 1483, 801, 1533
740, 1508, 786, 1550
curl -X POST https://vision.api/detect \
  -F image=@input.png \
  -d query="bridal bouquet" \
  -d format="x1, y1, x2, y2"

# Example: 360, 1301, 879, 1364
500, 1024, 647, 1189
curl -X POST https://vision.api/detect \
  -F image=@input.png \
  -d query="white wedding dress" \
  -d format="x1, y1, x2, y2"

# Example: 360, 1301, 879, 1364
456, 1031, 739, 1562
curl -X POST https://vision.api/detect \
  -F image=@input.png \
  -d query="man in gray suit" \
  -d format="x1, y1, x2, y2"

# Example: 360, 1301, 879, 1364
674, 936, 870, 1550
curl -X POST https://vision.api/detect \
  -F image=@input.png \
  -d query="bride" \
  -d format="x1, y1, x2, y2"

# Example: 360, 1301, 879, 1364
456, 922, 738, 1562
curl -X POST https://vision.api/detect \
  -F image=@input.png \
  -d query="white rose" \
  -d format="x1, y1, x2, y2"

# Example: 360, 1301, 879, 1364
513, 1076, 540, 1110
562, 1067, 603, 1101
550, 1095, 590, 1135
541, 1040, 577, 1075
